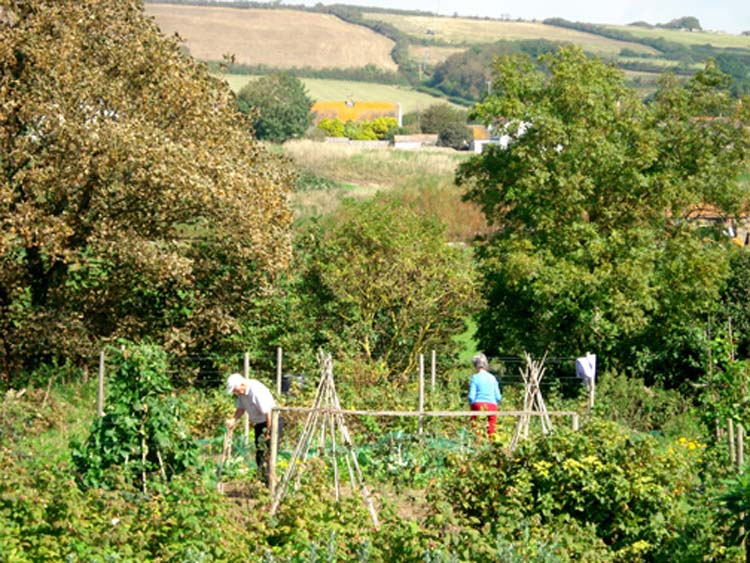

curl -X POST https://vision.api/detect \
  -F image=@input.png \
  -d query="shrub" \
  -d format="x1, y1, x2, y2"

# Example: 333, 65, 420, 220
437, 121, 473, 150
71, 343, 200, 490
237, 73, 314, 143
439, 420, 701, 561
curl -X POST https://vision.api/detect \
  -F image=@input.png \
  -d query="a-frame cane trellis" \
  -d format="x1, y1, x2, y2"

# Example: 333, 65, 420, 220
270, 352, 379, 527
510, 352, 553, 450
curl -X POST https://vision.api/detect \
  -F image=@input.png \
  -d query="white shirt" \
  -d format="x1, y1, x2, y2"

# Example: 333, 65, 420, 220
236, 379, 276, 424
575, 353, 596, 386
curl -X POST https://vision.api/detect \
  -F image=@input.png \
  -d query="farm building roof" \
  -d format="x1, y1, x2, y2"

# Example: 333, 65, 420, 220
312, 100, 401, 124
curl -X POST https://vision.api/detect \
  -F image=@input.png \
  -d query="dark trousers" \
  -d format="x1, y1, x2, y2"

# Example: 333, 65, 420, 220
254, 416, 283, 481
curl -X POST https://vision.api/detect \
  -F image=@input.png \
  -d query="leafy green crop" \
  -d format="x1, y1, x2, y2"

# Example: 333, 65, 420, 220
71, 343, 199, 491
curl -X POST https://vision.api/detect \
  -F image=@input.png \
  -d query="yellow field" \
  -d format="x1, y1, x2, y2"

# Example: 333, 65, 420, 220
605, 25, 750, 49
220, 75, 464, 113
146, 4, 397, 71
361, 12, 658, 56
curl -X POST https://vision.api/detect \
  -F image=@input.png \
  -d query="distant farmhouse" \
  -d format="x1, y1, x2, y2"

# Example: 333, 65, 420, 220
392, 134, 438, 150
312, 100, 402, 126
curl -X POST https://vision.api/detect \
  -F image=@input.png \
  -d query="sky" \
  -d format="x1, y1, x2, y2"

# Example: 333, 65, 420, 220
288, 0, 750, 35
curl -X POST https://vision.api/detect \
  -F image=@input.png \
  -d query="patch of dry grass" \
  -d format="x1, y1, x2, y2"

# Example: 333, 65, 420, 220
146, 4, 397, 71
605, 25, 750, 49
409, 44, 466, 65
284, 140, 491, 241
362, 12, 658, 56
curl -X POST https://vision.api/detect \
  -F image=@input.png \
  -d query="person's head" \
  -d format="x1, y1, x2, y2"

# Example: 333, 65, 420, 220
472, 353, 489, 371
226, 373, 248, 396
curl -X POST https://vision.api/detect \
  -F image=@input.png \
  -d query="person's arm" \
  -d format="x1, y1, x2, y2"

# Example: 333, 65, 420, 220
495, 380, 502, 403
468, 376, 477, 404
226, 407, 245, 429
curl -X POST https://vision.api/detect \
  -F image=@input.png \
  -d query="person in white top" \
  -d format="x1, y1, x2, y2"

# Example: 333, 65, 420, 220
225, 373, 282, 483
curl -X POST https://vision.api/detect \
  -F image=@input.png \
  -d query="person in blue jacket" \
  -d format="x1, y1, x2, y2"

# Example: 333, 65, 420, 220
468, 353, 502, 437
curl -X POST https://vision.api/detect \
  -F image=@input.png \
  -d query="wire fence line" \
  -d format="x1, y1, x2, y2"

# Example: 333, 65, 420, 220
64, 346, 595, 421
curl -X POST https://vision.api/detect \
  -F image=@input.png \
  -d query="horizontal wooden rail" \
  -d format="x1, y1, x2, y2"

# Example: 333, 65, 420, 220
274, 406, 580, 430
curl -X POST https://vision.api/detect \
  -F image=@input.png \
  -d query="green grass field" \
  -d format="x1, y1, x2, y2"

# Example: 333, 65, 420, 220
605, 24, 750, 49
219, 74, 463, 112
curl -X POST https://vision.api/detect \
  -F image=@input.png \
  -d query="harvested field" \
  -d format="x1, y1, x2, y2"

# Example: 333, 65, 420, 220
146, 4, 397, 71
362, 12, 658, 56
605, 24, 750, 49
409, 44, 466, 65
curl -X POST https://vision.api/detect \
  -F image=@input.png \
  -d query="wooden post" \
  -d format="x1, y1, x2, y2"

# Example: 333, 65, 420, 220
269, 409, 280, 495
243, 353, 250, 446
738, 424, 745, 473
430, 350, 436, 392
729, 418, 737, 464
588, 377, 596, 411
276, 346, 283, 396
418, 354, 425, 435
572, 413, 579, 431
97, 350, 105, 417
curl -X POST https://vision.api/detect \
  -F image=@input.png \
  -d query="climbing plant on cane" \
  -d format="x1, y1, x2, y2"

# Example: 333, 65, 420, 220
71, 342, 199, 491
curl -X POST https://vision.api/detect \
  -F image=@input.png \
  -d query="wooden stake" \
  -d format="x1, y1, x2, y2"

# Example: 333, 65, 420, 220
269, 409, 279, 496
243, 353, 250, 447
739, 424, 745, 473
276, 346, 283, 396
730, 418, 737, 464
97, 350, 105, 417
418, 354, 425, 436
431, 350, 436, 392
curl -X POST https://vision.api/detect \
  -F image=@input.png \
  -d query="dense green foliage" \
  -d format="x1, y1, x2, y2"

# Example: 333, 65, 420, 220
437, 121, 473, 150
718, 249, 750, 358
2, 364, 744, 562
316, 116, 399, 140
459, 47, 750, 384
661, 16, 702, 31
211, 60, 406, 85
71, 344, 199, 490
428, 40, 563, 102
0, 0, 295, 383
436, 418, 735, 562
418, 103, 468, 134
292, 195, 480, 379
237, 73, 314, 143
4, 2, 750, 560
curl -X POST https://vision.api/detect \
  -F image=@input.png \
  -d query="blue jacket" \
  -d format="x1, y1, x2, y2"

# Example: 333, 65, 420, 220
468, 370, 501, 405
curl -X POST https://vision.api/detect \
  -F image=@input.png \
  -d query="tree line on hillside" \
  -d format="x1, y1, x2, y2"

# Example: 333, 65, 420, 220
586, 15, 704, 32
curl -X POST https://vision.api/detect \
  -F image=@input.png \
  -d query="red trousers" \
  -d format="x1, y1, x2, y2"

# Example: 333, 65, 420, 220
471, 402, 498, 437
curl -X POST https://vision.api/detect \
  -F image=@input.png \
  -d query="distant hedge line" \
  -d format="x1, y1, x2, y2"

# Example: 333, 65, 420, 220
205, 61, 407, 85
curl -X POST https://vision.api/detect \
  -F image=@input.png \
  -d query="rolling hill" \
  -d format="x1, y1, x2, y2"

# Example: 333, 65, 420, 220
144, 2, 750, 103
146, 3, 398, 71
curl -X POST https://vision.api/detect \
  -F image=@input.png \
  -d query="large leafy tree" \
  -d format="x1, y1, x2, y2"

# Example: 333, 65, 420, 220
297, 196, 480, 381
458, 46, 750, 383
237, 73, 313, 143
0, 1, 295, 381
